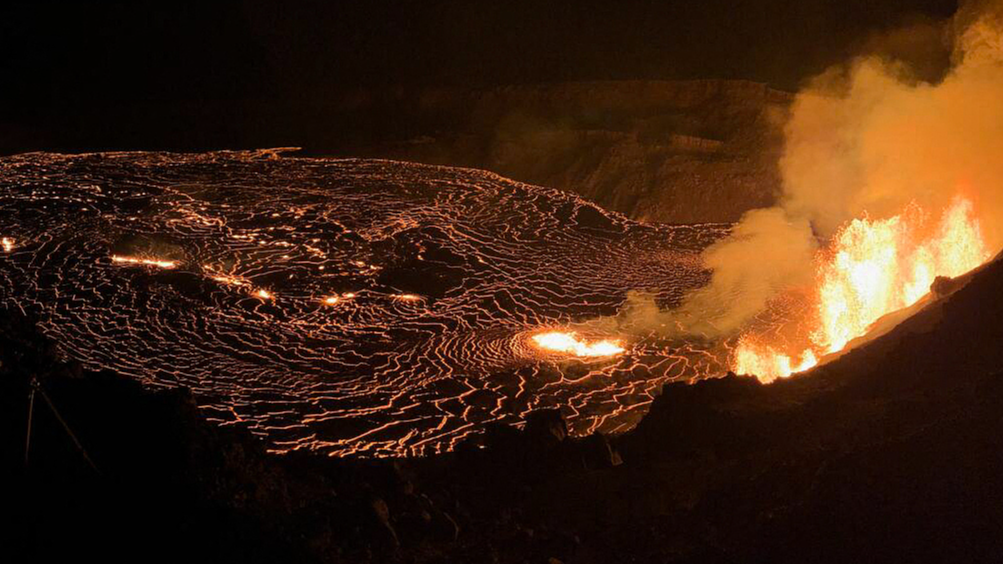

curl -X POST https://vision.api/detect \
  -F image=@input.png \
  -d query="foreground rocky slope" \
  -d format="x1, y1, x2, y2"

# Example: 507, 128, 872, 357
6, 253, 1003, 563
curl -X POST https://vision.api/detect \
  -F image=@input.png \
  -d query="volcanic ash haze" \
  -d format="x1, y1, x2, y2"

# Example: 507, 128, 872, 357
637, 0, 1003, 369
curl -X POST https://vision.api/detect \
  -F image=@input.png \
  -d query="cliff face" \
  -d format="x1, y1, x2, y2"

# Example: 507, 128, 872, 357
1, 80, 789, 225
366, 80, 792, 224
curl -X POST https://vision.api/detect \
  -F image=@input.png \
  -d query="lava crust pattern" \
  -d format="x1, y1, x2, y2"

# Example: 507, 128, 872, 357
0, 151, 730, 456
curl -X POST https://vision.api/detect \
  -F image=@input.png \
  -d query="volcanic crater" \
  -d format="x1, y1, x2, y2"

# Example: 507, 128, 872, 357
0, 150, 734, 456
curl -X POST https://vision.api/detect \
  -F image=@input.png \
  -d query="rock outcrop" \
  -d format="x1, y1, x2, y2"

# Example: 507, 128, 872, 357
365, 80, 792, 224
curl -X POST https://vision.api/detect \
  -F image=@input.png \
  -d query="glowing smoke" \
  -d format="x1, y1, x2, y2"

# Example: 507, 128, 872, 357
664, 0, 1003, 341
666, 208, 818, 335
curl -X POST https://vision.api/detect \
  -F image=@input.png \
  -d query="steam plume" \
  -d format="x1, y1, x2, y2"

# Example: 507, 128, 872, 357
656, 0, 1003, 337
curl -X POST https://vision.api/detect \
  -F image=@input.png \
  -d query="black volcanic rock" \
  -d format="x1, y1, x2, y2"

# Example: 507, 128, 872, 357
578, 432, 622, 470
524, 408, 568, 444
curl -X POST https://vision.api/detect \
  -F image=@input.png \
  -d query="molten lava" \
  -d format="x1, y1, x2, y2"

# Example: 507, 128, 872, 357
0, 150, 740, 456
392, 293, 422, 302
735, 196, 991, 383
204, 264, 252, 288
532, 331, 625, 358
733, 340, 818, 381
111, 255, 178, 269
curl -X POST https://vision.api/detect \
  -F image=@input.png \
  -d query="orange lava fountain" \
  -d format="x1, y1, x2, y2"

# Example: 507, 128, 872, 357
735, 196, 991, 383
111, 255, 178, 269
532, 331, 625, 358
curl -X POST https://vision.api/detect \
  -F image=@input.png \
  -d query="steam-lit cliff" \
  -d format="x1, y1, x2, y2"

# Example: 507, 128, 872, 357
362, 80, 792, 224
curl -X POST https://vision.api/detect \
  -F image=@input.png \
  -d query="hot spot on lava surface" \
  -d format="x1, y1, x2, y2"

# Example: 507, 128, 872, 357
0, 151, 731, 456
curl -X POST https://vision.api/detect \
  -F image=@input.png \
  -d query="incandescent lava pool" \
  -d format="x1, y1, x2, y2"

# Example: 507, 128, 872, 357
0, 151, 732, 456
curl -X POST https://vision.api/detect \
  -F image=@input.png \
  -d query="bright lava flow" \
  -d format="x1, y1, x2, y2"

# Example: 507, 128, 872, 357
0, 151, 732, 457
733, 196, 991, 382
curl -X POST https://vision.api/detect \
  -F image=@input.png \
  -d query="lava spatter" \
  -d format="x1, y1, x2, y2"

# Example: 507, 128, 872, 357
0, 151, 730, 456
531, 331, 625, 357
111, 255, 179, 269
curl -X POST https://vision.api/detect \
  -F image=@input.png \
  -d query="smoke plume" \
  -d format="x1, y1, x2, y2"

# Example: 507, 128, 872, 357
651, 0, 1003, 338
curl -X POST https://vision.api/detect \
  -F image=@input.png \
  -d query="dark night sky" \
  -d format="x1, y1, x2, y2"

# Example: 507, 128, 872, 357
0, 0, 959, 152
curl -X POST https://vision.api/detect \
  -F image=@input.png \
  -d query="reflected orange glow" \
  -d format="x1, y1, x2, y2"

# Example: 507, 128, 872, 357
532, 331, 625, 358
735, 196, 990, 383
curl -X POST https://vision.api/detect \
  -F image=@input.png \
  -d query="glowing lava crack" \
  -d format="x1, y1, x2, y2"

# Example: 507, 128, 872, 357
0, 151, 730, 457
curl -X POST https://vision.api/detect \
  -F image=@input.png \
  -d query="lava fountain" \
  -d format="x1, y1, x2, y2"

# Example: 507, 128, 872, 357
734, 195, 991, 382
111, 255, 179, 269
531, 331, 625, 358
